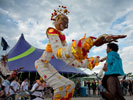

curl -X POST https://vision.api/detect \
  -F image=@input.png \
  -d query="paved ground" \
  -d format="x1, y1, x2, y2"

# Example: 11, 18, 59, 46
44, 96, 133, 100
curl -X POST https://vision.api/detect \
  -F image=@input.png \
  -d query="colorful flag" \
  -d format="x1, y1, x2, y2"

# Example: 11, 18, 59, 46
1, 37, 9, 50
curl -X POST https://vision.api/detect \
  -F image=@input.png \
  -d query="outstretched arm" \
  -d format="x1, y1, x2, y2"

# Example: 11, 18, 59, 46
47, 29, 101, 70
62, 56, 100, 70
100, 56, 107, 62
48, 36, 100, 70
47, 31, 96, 61
93, 34, 127, 47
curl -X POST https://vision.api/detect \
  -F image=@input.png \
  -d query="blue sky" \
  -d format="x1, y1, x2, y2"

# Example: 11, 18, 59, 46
110, 15, 127, 29
0, 0, 133, 74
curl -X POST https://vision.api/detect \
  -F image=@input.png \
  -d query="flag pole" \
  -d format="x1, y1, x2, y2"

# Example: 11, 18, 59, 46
0, 37, 2, 56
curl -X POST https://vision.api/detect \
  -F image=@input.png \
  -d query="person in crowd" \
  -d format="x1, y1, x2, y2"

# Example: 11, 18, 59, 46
132, 80, 133, 95
84, 81, 86, 86
92, 80, 97, 96
0, 77, 5, 99
9, 76, 20, 99
11, 67, 24, 79
100, 43, 125, 100
87, 80, 91, 96
120, 80, 124, 96
122, 80, 128, 96
2, 75, 12, 97
20, 78, 30, 99
75, 80, 81, 97
21, 78, 29, 92
98, 80, 102, 96
128, 80, 132, 96
30, 78, 46, 100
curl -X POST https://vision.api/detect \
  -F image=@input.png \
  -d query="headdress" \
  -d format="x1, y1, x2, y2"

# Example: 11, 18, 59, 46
51, 5, 70, 21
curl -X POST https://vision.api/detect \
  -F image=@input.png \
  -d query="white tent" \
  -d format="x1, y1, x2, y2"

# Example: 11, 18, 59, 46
77, 68, 94, 75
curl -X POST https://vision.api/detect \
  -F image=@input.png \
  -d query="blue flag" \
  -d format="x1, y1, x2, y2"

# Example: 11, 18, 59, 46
1, 37, 9, 50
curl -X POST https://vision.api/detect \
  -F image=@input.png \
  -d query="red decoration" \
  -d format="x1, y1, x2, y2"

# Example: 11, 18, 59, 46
77, 40, 81, 48
60, 97, 66, 100
97, 56, 100, 58
82, 48, 88, 56
90, 36, 97, 39
68, 93, 72, 99
51, 5, 70, 21
91, 60, 94, 64
51, 56, 54, 59
44, 75, 47, 79
48, 28, 66, 41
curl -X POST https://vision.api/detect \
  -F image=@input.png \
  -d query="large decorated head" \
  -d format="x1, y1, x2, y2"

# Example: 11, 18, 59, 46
51, 5, 70, 31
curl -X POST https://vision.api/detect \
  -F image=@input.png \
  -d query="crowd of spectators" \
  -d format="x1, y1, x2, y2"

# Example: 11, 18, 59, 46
0, 72, 133, 100
0, 73, 52, 100
74, 79, 133, 97
120, 79, 133, 96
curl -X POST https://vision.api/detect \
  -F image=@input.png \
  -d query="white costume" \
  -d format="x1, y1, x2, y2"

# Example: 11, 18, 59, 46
9, 80, 20, 95
2, 79, 10, 95
21, 81, 29, 91
35, 27, 100, 100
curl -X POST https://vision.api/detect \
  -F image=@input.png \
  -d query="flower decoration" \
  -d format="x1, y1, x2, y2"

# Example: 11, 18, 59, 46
51, 5, 70, 21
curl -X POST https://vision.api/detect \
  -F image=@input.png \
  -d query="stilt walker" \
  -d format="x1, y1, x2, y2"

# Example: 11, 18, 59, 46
35, 5, 127, 100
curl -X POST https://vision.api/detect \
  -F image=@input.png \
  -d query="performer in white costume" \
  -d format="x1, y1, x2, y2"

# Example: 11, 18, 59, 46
35, 5, 126, 100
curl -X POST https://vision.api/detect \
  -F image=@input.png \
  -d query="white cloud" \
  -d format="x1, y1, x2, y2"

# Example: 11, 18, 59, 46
92, 45, 106, 54
120, 46, 133, 74
0, 7, 8, 15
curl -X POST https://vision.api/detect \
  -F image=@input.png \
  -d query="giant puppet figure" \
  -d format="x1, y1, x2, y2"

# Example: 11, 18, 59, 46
35, 6, 126, 100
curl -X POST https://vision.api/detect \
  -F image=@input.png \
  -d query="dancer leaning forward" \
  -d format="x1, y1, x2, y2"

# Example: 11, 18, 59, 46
35, 5, 127, 100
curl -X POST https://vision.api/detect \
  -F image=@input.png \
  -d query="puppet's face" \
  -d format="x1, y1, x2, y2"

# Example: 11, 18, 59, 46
55, 14, 69, 31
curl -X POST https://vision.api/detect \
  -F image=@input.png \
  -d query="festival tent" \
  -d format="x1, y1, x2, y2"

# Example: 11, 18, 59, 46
8, 34, 86, 74
77, 68, 94, 75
